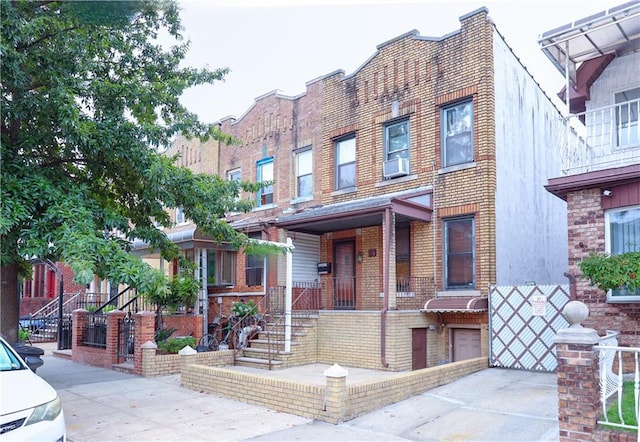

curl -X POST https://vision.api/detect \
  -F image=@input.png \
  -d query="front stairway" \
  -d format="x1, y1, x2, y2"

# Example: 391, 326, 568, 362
234, 315, 318, 370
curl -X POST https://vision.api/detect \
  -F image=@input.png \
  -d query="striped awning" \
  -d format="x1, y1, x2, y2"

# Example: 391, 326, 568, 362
421, 297, 488, 313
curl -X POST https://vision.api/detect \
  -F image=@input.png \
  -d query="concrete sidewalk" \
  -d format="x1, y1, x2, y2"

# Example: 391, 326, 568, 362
36, 344, 559, 441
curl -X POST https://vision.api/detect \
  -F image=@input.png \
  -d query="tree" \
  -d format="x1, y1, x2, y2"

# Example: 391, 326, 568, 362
0, 0, 273, 342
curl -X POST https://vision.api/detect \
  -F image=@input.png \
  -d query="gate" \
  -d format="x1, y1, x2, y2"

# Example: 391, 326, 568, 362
489, 284, 570, 372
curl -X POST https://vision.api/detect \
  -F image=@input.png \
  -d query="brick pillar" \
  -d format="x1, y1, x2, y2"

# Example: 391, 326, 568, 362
71, 309, 89, 363
106, 310, 125, 366
134, 311, 156, 375
554, 301, 601, 442
324, 364, 348, 424
140, 340, 158, 378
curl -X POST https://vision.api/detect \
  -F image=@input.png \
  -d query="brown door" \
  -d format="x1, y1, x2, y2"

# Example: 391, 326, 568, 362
412, 328, 427, 370
333, 241, 355, 309
452, 328, 481, 362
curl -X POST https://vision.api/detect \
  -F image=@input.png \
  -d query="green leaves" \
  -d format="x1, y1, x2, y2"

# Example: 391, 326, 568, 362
579, 252, 640, 291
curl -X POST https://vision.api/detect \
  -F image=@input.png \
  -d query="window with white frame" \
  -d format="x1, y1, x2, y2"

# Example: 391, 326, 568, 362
605, 205, 640, 301
444, 217, 475, 289
206, 249, 236, 287
295, 148, 312, 199
227, 168, 241, 182
614, 87, 640, 148
385, 120, 410, 162
175, 207, 186, 224
442, 100, 473, 167
335, 136, 356, 190
257, 158, 273, 206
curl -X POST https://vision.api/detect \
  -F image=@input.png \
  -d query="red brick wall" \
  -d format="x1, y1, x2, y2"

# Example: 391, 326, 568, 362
567, 188, 640, 348
163, 314, 203, 340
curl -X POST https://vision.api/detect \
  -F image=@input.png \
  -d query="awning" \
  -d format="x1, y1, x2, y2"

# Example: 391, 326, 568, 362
421, 297, 488, 313
275, 187, 432, 234
538, 1, 640, 85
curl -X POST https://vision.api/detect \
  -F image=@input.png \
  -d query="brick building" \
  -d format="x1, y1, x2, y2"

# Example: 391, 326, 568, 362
542, 1, 640, 348
142, 7, 569, 371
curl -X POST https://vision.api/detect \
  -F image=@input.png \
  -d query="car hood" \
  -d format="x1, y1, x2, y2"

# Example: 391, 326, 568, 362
0, 369, 58, 414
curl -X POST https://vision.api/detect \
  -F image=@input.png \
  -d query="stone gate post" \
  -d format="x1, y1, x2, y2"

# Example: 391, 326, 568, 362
553, 300, 601, 441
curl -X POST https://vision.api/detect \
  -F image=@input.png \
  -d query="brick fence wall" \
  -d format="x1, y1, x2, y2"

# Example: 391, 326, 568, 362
180, 356, 486, 424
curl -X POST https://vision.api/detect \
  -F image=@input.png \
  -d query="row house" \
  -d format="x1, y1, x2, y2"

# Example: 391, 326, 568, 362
542, 1, 640, 347
149, 7, 569, 371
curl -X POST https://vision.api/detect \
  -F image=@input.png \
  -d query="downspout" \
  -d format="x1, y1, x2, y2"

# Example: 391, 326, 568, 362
381, 208, 391, 368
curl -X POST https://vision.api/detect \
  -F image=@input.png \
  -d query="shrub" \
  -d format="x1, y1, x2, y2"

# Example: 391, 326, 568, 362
579, 251, 640, 291
18, 328, 31, 342
157, 336, 196, 354
232, 300, 257, 317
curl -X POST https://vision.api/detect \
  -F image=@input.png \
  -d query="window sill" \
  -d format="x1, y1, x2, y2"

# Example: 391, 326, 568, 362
438, 161, 476, 175
252, 203, 277, 212
331, 187, 357, 196
606, 297, 640, 304
436, 289, 481, 297
290, 196, 313, 205
375, 174, 418, 188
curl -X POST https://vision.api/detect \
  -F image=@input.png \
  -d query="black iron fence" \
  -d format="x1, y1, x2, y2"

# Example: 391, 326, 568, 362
82, 314, 107, 348
117, 316, 134, 364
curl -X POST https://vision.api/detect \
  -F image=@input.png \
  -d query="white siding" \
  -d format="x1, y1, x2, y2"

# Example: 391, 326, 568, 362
291, 233, 320, 282
493, 30, 568, 285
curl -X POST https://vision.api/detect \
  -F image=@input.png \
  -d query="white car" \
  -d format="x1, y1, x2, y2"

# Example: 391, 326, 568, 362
0, 337, 66, 441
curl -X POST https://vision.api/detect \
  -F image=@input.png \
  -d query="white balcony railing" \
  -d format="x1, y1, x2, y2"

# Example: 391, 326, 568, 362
556, 98, 640, 175
596, 331, 640, 433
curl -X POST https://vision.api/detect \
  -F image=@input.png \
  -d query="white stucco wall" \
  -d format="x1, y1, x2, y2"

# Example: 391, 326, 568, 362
492, 30, 568, 285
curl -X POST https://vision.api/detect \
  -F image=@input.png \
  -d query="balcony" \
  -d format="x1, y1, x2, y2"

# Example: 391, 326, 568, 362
557, 98, 639, 176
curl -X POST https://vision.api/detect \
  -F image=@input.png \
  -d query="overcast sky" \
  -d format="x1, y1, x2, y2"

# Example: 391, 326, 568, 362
174, 0, 619, 124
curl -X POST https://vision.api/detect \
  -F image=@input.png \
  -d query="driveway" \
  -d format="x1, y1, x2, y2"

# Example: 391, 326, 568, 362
37, 352, 558, 441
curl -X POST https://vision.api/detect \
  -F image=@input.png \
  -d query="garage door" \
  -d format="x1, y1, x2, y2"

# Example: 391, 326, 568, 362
452, 328, 481, 362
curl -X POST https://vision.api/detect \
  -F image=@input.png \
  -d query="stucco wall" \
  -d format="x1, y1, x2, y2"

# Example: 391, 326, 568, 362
492, 30, 568, 285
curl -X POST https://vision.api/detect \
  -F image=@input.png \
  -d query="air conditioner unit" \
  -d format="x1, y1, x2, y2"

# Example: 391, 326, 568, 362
383, 158, 409, 178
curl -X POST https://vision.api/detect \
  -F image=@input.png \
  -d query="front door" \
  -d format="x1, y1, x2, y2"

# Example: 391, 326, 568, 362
333, 240, 355, 309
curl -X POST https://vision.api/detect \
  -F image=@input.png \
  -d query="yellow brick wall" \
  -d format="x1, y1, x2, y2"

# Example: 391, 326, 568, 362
180, 357, 487, 424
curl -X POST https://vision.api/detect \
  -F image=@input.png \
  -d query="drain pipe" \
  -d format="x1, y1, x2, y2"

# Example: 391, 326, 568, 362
381, 208, 391, 368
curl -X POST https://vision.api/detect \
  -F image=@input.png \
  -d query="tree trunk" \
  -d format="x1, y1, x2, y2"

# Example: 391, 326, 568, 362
1, 263, 20, 343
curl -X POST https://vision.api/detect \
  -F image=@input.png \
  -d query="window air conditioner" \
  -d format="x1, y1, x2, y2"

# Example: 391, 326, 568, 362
383, 158, 409, 178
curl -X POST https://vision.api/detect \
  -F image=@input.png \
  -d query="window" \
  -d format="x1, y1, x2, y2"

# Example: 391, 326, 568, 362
245, 232, 265, 287
295, 148, 313, 199
444, 217, 475, 289
385, 120, 409, 162
206, 249, 236, 287
257, 158, 273, 206
614, 87, 640, 147
605, 205, 640, 301
175, 207, 185, 224
442, 100, 473, 167
227, 169, 241, 182
335, 136, 356, 190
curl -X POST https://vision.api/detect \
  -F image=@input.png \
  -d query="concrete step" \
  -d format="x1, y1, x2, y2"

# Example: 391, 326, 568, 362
235, 356, 285, 370
249, 339, 297, 350
242, 347, 291, 359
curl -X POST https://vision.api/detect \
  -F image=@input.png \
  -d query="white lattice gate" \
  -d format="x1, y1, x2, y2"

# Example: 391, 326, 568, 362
489, 284, 570, 372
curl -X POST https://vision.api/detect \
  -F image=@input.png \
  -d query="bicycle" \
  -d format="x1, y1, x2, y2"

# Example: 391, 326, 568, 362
196, 316, 223, 352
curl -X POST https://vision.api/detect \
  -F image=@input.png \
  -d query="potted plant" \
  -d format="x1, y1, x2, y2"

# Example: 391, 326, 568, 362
579, 251, 640, 293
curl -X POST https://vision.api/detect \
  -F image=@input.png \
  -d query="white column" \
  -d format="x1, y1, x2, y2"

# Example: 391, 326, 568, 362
285, 237, 293, 352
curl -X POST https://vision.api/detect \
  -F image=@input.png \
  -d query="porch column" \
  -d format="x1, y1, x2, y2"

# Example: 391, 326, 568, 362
383, 210, 397, 310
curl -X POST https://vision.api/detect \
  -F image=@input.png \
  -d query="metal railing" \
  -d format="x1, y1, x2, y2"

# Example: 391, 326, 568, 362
557, 97, 640, 175
116, 316, 135, 364
596, 332, 640, 432
328, 275, 435, 310
82, 314, 107, 348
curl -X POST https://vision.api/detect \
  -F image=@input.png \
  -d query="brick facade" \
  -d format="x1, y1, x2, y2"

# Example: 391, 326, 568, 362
566, 188, 640, 348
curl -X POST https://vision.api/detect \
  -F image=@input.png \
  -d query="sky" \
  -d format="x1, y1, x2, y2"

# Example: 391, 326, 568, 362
173, 0, 621, 124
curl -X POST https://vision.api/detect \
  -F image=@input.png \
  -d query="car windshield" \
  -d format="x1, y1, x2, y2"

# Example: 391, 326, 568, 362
0, 340, 26, 371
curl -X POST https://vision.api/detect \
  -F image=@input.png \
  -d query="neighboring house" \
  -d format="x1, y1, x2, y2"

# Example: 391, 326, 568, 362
542, 1, 640, 347
20, 261, 85, 316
